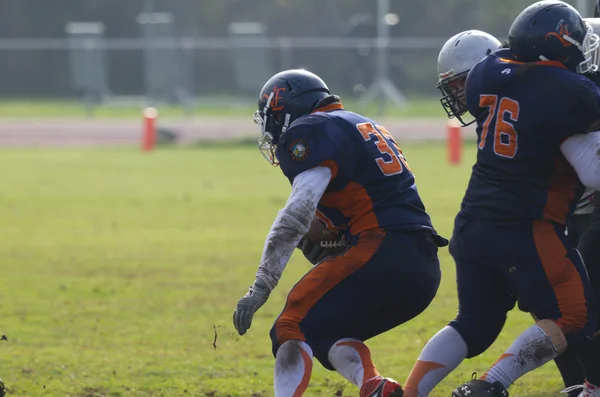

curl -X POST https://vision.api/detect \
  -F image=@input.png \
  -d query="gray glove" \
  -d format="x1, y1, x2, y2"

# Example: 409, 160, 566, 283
233, 277, 270, 336
299, 239, 332, 265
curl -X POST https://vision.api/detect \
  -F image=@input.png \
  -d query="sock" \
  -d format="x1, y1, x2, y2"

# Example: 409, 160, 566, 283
404, 326, 468, 397
482, 324, 560, 388
274, 340, 313, 397
531, 313, 585, 390
328, 338, 380, 387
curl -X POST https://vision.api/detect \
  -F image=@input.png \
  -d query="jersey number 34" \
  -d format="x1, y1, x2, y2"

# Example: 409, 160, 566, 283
478, 95, 519, 158
356, 122, 412, 176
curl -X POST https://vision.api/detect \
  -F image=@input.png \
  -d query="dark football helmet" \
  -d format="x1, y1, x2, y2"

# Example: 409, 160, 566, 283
254, 69, 331, 165
508, 0, 599, 74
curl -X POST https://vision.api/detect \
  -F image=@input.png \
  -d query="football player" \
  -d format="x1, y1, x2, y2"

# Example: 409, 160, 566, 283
403, 1, 600, 396
561, 16, 600, 397
433, 25, 600, 396
232, 69, 448, 397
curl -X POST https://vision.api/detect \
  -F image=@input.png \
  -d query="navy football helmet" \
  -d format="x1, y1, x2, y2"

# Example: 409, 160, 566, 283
508, 0, 599, 74
254, 69, 331, 165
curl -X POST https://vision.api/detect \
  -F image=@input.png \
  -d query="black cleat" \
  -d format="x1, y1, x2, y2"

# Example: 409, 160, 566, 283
451, 373, 508, 397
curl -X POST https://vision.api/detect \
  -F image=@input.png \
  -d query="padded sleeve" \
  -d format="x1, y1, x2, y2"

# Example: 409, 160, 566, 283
560, 131, 600, 191
255, 166, 332, 290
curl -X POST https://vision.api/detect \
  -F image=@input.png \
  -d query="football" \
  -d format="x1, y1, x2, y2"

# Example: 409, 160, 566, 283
301, 217, 347, 255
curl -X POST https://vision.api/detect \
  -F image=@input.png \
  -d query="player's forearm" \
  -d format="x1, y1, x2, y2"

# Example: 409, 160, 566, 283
255, 166, 332, 291
256, 207, 312, 290
561, 131, 600, 191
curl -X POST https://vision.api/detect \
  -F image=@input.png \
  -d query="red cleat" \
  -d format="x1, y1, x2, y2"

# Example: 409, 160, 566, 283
360, 377, 404, 397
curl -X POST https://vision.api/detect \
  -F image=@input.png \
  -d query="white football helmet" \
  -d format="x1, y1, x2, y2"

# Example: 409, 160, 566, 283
437, 30, 502, 126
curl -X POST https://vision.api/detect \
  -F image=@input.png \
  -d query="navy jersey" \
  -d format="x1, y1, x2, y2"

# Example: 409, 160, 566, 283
460, 49, 600, 224
275, 105, 435, 237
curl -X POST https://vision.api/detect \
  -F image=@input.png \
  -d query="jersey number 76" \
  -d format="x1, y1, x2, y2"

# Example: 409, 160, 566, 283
478, 95, 520, 158
356, 122, 412, 176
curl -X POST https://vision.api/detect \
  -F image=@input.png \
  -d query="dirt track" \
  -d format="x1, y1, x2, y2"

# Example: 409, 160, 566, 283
0, 117, 476, 148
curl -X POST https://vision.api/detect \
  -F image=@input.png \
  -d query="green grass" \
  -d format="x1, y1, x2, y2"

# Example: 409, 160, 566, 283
0, 143, 565, 396
0, 98, 445, 119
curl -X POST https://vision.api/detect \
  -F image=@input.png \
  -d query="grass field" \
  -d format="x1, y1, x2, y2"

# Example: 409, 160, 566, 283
0, 142, 565, 397
0, 98, 445, 119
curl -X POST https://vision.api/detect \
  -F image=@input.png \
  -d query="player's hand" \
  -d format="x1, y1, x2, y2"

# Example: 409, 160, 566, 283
233, 277, 270, 336
299, 238, 331, 265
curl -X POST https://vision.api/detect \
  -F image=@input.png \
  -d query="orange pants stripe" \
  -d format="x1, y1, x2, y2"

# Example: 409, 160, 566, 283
275, 230, 385, 344
533, 221, 588, 333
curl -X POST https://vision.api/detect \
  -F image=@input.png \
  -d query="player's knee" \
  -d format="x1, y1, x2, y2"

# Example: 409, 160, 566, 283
450, 314, 506, 358
326, 338, 361, 371
274, 334, 336, 371
536, 319, 568, 354
269, 319, 304, 358
276, 339, 313, 361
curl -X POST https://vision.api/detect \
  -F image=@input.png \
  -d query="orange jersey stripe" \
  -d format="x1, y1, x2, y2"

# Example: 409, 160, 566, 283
311, 102, 344, 113
319, 159, 339, 181
499, 58, 567, 69
320, 181, 379, 235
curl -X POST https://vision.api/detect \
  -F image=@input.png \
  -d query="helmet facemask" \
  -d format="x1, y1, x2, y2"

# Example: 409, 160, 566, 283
254, 109, 277, 166
437, 71, 472, 126
254, 91, 293, 166
545, 22, 600, 74
577, 23, 600, 74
